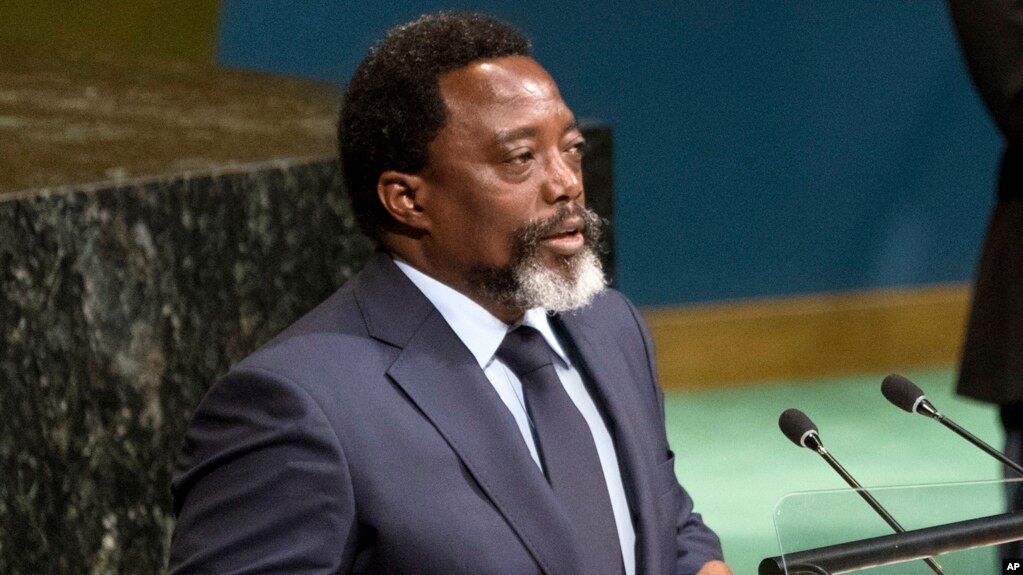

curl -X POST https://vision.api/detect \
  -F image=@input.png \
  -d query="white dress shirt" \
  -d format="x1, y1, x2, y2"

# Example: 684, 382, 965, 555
394, 260, 636, 575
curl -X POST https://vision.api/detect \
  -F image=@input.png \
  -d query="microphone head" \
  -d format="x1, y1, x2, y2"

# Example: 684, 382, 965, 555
779, 408, 820, 449
881, 373, 926, 413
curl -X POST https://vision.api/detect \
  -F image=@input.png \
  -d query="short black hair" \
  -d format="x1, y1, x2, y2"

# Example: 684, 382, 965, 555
338, 12, 532, 241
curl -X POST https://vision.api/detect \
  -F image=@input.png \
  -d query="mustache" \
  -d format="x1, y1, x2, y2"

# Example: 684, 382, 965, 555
513, 204, 603, 256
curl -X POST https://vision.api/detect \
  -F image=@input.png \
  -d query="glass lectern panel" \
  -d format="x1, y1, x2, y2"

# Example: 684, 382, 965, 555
770, 478, 1023, 574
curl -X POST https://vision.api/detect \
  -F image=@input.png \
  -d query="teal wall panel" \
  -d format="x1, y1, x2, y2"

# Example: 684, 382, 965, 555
217, 1, 1001, 306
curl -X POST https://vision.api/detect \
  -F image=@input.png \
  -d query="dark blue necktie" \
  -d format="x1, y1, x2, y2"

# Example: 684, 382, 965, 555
496, 326, 624, 575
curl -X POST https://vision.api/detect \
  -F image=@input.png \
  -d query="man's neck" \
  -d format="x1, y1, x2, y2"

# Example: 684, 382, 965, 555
386, 247, 525, 325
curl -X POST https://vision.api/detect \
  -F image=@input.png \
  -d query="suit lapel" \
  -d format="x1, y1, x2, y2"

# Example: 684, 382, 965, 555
554, 311, 666, 575
353, 255, 584, 575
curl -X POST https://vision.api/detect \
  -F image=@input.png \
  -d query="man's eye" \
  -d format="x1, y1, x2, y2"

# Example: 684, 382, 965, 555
566, 140, 587, 158
507, 150, 535, 164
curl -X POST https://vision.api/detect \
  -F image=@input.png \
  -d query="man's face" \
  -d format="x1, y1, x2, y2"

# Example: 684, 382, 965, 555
417, 55, 604, 315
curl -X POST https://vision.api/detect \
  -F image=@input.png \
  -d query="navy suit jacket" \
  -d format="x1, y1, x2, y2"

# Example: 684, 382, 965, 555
169, 254, 723, 574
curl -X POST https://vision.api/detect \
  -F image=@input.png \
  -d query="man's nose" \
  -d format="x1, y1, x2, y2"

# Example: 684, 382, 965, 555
543, 153, 583, 203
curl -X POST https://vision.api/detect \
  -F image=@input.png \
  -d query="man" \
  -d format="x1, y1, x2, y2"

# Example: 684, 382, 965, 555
169, 12, 731, 575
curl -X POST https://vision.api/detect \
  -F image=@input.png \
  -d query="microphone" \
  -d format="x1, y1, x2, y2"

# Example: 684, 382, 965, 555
779, 407, 822, 450
778, 409, 944, 575
881, 373, 1023, 477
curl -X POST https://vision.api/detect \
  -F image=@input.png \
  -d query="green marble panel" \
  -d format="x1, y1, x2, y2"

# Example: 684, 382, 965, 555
0, 162, 374, 574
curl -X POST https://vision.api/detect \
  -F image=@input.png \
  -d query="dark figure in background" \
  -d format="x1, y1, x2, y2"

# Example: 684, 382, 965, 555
168, 12, 731, 575
950, 0, 1023, 556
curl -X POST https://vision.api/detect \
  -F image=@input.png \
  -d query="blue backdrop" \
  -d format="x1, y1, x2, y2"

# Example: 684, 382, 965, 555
218, 0, 1002, 307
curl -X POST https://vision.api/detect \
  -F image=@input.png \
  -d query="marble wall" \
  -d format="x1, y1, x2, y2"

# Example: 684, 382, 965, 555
0, 160, 374, 574
0, 126, 613, 574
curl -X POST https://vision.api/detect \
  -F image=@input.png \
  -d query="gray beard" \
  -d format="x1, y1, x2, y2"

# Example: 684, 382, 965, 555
468, 205, 607, 314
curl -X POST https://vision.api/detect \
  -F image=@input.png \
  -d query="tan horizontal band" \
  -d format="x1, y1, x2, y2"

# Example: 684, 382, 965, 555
642, 283, 971, 389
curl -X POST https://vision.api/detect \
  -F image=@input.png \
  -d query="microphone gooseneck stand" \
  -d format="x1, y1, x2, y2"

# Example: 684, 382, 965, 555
778, 408, 944, 575
802, 433, 945, 575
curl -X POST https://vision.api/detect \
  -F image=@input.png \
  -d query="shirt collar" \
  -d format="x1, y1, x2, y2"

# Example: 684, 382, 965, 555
393, 259, 572, 369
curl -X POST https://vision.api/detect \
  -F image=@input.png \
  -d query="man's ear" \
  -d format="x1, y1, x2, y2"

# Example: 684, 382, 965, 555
377, 170, 430, 232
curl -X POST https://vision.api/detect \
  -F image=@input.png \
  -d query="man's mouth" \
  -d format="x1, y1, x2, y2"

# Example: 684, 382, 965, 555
540, 218, 586, 256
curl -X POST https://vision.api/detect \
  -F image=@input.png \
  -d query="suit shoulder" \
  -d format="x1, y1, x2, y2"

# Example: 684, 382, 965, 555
266, 279, 366, 344
229, 280, 394, 397
240, 330, 391, 375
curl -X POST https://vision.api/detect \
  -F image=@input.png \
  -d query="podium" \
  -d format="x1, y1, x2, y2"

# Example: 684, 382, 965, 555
759, 479, 1023, 574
